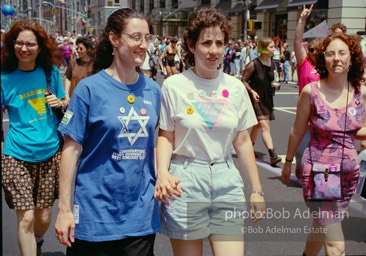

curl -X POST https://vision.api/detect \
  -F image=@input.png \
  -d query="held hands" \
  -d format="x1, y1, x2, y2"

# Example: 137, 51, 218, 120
281, 162, 292, 184
250, 194, 266, 223
154, 170, 182, 205
55, 211, 75, 247
45, 92, 62, 109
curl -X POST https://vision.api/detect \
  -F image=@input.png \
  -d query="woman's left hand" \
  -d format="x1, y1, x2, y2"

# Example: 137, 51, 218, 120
250, 194, 266, 223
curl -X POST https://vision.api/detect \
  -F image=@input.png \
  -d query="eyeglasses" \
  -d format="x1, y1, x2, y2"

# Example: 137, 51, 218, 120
121, 33, 153, 44
14, 40, 38, 49
324, 50, 350, 59
308, 48, 315, 53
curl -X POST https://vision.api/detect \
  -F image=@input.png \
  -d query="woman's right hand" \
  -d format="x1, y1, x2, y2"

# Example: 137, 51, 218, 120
300, 4, 313, 21
55, 210, 75, 247
250, 90, 260, 102
272, 82, 281, 91
154, 170, 182, 205
281, 162, 292, 184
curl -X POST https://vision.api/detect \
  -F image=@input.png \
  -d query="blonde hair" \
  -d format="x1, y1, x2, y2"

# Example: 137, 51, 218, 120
257, 37, 273, 54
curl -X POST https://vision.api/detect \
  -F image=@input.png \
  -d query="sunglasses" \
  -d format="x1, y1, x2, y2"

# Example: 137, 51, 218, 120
308, 48, 315, 53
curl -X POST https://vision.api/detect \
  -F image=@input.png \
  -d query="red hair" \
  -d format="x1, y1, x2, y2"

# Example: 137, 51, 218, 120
1, 20, 61, 73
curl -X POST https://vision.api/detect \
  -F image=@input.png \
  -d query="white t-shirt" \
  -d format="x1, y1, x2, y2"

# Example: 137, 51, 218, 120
273, 47, 281, 61
160, 69, 257, 161
141, 52, 150, 70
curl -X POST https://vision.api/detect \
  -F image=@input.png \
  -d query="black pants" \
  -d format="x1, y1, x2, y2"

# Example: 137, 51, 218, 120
223, 59, 231, 74
66, 234, 156, 256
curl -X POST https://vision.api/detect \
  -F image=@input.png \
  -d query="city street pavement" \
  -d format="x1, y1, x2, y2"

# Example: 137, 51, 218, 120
2, 70, 366, 255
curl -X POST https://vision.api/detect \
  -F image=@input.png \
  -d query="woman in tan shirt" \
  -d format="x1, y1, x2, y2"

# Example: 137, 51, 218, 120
64, 36, 95, 102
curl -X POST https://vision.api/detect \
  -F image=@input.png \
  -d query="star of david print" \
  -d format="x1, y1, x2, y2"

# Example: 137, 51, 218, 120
117, 107, 150, 145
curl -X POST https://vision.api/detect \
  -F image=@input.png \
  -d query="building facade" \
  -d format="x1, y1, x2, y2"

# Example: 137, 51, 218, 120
87, 0, 366, 48
2, 0, 365, 48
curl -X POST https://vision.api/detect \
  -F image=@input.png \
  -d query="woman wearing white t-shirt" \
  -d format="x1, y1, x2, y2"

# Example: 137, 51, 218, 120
272, 37, 282, 82
154, 7, 265, 256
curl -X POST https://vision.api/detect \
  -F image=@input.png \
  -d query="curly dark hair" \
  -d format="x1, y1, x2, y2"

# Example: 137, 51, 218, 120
76, 36, 95, 58
183, 7, 232, 67
1, 20, 61, 73
314, 33, 364, 91
92, 8, 147, 74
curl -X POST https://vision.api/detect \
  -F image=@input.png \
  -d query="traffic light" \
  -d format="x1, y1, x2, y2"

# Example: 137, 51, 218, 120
247, 20, 253, 30
247, 20, 262, 30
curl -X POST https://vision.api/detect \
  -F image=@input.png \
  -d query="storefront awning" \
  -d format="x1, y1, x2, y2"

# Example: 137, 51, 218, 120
215, 0, 231, 15
287, 0, 318, 7
228, 4, 244, 16
255, 0, 282, 11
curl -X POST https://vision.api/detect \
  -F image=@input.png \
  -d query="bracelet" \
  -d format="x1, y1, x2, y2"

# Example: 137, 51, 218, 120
251, 190, 264, 196
285, 157, 293, 163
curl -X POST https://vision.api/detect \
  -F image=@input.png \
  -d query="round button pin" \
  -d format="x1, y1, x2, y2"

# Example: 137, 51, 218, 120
199, 90, 206, 97
222, 89, 229, 98
140, 108, 147, 116
127, 95, 135, 104
186, 106, 194, 115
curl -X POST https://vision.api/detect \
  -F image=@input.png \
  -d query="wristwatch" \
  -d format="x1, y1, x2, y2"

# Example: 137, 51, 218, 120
251, 191, 265, 196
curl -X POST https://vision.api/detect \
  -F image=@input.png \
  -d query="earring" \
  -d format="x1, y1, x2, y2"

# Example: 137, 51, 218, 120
112, 45, 116, 55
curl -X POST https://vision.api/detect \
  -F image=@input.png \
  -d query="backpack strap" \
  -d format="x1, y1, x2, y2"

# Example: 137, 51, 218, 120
1, 106, 4, 142
44, 68, 52, 94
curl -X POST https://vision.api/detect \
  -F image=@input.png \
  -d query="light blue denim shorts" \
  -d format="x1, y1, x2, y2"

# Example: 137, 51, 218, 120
160, 155, 247, 240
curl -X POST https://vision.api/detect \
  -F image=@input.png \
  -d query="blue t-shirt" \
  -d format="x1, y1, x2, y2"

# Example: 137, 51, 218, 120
1, 65, 65, 162
58, 70, 161, 241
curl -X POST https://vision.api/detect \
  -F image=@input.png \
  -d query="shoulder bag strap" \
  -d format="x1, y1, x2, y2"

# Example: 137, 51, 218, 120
341, 83, 349, 173
147, 50, 152, 58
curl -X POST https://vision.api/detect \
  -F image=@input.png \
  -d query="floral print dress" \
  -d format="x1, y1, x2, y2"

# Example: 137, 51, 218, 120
302, 82, 364, 225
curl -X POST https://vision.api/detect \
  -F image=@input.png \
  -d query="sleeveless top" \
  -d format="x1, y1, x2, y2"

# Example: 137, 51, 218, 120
297, 56, 320, 94
165, 45, 178, 60
301, 82, 364, 204
303, 82, 365, 176
249, 58, 275, 119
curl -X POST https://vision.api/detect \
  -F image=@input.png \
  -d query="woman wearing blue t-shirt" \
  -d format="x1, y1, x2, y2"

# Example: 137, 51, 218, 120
55, 8, 161, 256
1, 20, 66, 255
